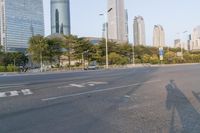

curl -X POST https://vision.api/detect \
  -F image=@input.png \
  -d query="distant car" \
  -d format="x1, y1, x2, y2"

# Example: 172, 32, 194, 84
86, 65, 98, 70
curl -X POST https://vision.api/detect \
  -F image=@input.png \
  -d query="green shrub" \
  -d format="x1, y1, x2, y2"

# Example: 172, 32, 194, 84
0, 66, 5, 72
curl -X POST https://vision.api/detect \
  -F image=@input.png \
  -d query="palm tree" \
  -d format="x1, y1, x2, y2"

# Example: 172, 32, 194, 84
28, 35, 48, 72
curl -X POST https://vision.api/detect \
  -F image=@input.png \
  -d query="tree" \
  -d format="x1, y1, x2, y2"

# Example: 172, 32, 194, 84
108, 52, 129, 65
73, 37, 93, 61
28, 35, 48, 71
164, 51, 176, 64
0, 45, 3, 52
142, 54, 151, 63
63, 35, 79, 68
149, 54, 159, 64
46, 37, 64, 66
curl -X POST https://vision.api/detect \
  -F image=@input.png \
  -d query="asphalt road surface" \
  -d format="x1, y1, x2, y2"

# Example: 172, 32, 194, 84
1, 64, 200, 133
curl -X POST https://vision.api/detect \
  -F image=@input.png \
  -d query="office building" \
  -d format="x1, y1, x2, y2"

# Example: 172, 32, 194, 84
133, 16, 146, 46
51, 0, 71, 35
190, 26, 200, 50
107, 0, 128, 43
0, 0, 44, 52
174, 39, 181, 48
153, 25, 165, 48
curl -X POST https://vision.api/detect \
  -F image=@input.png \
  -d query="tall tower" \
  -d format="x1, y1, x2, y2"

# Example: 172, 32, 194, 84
51, 0, 71, 35
107, 0, 128, 43
153, 25, 165, 48
0, 0, 44, 52
133, 16, 146, 46
190, 26, 200, 50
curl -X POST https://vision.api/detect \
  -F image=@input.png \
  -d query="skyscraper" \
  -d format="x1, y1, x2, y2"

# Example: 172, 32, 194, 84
133, 16, 146, 46
107, 0, 128, 43
153, 25, 165, 48
190, 26, 200, 50
51, 0, 71, 35
0, 0, 44, 52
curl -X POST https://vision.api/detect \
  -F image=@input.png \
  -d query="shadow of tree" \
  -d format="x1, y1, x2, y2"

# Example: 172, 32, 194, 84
166, 80, 200, 133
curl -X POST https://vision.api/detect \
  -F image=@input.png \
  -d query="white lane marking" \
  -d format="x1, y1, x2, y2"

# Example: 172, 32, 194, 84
124, 95, 130, 98
42, 80, 161, 102
0, 85, 25, 89
0, 89, 33, 98
87, 82, 108, 85
0, 83, 27, 89
57, 86, 71, 89
21, 89, 33, 95
0, 92, 6, 98
58, 81, 108, 89
88, 84, 95, 86
9, 91, 19, 97
70, 84, 85, 88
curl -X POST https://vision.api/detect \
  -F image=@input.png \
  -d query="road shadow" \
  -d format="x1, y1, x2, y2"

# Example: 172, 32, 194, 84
166, 80, 200, 133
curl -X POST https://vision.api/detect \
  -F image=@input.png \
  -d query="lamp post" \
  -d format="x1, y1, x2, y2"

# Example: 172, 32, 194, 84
181, 31, 188, 53
176, 31, 188, 58
99, 8, 112, 69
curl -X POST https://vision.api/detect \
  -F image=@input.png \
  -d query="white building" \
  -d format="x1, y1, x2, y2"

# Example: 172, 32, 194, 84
133, 16, 146, 46
190, 26, 200, 50
153, 25, 165, 48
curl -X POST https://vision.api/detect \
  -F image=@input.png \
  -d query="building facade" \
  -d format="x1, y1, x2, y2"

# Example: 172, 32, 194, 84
133, 16, 146, 46
153, 25, 165, 48
190, 26, 200, 51
0, 0, 44, 52
51, 0, 71, 35
107, 0, 128, 43
174, 39, 181, 48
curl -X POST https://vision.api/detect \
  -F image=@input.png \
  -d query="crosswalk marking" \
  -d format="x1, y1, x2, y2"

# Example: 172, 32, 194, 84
0, 89, 33, 98
21, 89, 33, 95
9, 91, 19, 97
0, 92, 6, 98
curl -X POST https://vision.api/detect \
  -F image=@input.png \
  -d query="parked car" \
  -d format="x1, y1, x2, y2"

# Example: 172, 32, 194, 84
87, 64, 98, 70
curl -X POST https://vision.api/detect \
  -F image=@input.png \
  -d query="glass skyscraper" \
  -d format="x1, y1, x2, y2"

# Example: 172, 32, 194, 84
0, 0, 44, 52
107, 0, 128, 43
51, 0, 71, 35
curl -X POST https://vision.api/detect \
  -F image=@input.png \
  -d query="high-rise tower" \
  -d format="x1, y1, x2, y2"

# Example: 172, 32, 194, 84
51, 0, 71, 35
153, 25, 165, 48
0, 0, 44, 52
107, 0, 128, 43
190, 26, 200, 50
133, 16, 146, 46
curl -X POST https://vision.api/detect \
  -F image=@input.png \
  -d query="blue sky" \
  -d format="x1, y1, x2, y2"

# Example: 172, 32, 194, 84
43, 0, 200, 46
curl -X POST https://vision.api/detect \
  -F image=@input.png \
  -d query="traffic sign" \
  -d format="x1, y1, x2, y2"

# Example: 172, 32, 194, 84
159, 47, 164, 61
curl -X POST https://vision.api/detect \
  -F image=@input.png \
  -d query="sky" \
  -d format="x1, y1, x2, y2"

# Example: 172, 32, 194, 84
43, 0, 200, 46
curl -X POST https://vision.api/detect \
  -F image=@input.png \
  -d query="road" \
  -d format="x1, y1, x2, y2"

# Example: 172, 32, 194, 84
0, 64, 200, 133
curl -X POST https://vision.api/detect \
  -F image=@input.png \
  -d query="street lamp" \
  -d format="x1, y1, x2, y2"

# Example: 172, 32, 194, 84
181, 31, 188, 54
99, 8, 112, 69
176, 31, 188, 58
